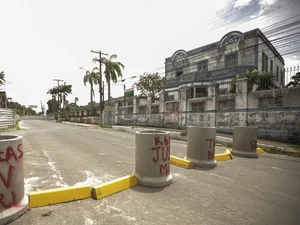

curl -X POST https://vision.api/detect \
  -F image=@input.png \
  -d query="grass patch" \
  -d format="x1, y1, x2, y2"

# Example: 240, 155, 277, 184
180, 129, 187, 136
0, 120, 20, 133
102, 125, 112, 129
288, 145, 300, 152
225, 142, 233, 148
262, 146, 300, 157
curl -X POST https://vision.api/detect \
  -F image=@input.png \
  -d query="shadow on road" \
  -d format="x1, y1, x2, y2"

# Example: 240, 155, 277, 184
131, 185, 165, 193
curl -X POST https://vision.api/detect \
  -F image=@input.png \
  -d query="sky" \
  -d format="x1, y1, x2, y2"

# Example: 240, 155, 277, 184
0, 0, 299, 113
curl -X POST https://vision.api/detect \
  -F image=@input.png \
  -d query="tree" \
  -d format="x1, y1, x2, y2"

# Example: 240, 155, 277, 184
74, 97, 79, 104
136, 72, 165, 97
7, 101, 36, 116
102, 54, 124, 104
286, 72, 300, 88
47, 99, 58, 114
58, 82, 72, 108
229, 70, 277, 93
47, 87, 60, 110
83, 67, 99, 109
0, 71, 6, 86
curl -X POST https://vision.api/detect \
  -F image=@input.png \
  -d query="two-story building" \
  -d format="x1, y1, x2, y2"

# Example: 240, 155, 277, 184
163, 28, 285, 100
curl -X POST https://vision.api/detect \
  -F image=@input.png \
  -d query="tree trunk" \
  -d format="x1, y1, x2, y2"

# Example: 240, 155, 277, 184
108, 78, 111, 106
90, 82, 93, 109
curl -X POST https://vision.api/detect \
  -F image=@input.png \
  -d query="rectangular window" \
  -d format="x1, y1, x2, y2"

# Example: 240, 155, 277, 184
197, 60, 208, 71
167, 94, 174, 101
176, 71, 183, 77
276, 66, 279, 81
195, 87, 207, 98
262, 52, 268, 72
225, 53, 238, 67
270, 60, 273, 73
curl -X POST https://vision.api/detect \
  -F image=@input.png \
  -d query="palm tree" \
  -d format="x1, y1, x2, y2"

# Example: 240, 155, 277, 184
58, 82, 72, 108
47, 87, 60, 101
83, 67, 99, 109
0, 71, 6, 86
102, 54, 124, 104
286, 72, 300, 88
230, 70, 277, 93
74, 97, 79, 105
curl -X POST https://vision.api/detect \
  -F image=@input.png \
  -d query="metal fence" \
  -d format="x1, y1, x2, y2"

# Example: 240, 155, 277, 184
0, 108, 15, 128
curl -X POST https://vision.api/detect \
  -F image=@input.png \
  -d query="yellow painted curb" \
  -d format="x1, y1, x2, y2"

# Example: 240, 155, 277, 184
91, 174, 137, 200
215, 149, 233, 162
257, 147, 265, 154
170, 155, 193, 169
29, 185, 91, 208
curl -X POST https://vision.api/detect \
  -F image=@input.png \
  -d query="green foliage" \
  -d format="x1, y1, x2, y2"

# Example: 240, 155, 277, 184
0, 71, 6, 86
83, 67, 99, 108
136, 72, 165, 97
286, 72, 300, 88
7, 101, 36, 116
102, 54, 124, 102
102, 54, 124, 83
180, 129, 187, 136
229, 70, 277, 93
47, 99, 58, 114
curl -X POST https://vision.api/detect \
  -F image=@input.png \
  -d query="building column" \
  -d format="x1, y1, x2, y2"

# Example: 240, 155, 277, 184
206, 83, 218, 127
235, 78, 248, 126
179, 88, 188, 127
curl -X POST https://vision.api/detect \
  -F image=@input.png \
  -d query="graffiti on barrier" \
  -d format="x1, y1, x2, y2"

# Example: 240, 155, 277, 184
151, 136, 170, 175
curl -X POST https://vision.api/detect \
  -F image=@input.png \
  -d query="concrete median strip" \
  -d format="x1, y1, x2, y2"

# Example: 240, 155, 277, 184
29, 185, 91, 208
170, 155, 193, 169
257, 148, 265, 154
91, 174, 137, 200
215, 149, 233, 162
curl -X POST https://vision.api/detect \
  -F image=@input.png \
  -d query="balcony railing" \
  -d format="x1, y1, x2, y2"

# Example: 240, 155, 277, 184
163, 65, 256, 88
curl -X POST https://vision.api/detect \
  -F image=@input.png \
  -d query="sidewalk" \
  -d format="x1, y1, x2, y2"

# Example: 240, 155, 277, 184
52, 121, 300, 156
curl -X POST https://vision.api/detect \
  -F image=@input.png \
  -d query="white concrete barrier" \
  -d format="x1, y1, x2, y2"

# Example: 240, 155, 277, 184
185, 127, 217, 168
232, 126, 259, 158
0, 135, 28, 224
135, 130, 173, 187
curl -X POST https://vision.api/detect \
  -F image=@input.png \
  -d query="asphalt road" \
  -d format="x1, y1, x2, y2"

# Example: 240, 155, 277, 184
6, 120, 300, 225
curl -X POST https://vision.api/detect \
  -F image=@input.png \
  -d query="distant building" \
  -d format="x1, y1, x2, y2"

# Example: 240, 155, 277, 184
163, 28, 285, 100
0, 91, 7, 108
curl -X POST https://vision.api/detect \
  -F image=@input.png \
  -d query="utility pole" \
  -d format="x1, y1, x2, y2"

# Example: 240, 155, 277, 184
53, 79, 64, 121
40, 100, 45, 120
91, 50, 108, 127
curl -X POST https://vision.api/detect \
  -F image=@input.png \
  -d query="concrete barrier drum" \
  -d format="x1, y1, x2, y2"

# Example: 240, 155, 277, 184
232, 126, 259, 158
185, 126, 217, 168
135, 130, 173, 187
0, 135, 28, 224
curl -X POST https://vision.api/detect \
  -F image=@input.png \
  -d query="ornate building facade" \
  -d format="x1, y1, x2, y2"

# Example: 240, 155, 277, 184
163, 28, 285, 100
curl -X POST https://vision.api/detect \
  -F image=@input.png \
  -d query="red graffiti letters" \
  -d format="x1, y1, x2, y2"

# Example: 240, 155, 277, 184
0, 191, 18, 209
250, 140, 257, 149
160, 164, 170, 175
208, 149, 215, 160
0, 144, 23, 209
164, 136, 170, 146
152, 147, 160, 163
0, 144, 23, 162
152, 136, 171, 175
0, 165, 14, 188
17, 144, 23, 159
206, 138, 216, 160
155, 137, 163, 146
206, 139, 216, 149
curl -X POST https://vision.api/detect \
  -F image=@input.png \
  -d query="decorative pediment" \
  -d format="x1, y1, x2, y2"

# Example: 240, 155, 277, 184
171, 50, 189, 69
219, 31, 244, 48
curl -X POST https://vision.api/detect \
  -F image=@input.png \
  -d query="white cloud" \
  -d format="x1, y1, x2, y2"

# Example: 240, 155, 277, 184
233, 0, 252, 8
